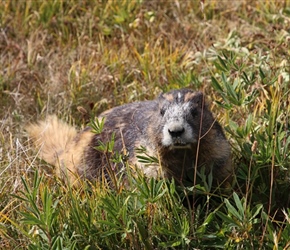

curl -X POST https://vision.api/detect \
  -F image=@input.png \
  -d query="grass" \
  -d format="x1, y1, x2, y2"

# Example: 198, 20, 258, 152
0, 0, 289, 249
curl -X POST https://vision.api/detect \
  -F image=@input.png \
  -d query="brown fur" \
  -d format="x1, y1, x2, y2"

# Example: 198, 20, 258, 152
26, 89, 233, 185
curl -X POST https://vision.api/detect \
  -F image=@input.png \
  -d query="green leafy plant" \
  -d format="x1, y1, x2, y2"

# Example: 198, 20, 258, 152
216, 192, 263, 248
12, 172, 70, 250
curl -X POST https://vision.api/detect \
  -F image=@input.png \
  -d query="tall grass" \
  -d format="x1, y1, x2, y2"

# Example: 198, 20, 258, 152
0, 0, 289, 249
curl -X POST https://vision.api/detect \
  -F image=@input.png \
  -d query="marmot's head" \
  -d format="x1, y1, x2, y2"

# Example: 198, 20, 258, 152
151, 89, 211, 150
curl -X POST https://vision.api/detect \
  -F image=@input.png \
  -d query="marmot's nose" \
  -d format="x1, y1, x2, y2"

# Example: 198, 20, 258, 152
168, 127, 185, 138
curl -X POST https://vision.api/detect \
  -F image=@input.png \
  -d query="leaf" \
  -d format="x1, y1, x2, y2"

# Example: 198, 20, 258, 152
211, 76, 224, 92
250, 204, 263, 222
259, 67, 266, 80
197, 212, 214, 234
233, 192, 244, 218
21, 212, 45, 226
90, 117, 105, 134
222, 72, 239, 105
218, 55, 228, 70
244, 114, 253, 135
216, 211, 239, 227
224, 198, 243, 222
134, 220, 151, 249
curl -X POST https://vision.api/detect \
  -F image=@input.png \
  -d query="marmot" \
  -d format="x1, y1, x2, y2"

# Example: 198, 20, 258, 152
26, 88, 232, 186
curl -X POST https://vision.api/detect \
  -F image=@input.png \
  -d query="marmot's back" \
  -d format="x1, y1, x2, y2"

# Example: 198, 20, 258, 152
27, 88, 232, 185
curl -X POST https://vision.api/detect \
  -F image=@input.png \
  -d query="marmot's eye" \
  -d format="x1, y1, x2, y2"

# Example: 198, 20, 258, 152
191, 107, 198, 117
160, 107, 166, 116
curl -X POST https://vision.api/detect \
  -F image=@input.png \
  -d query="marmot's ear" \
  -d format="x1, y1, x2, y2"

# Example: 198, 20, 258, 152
158, 92, 165, 100
158, 91, 172, 102
191, 91, 207, 108
194, 91, 204, 103
184, 91, 203, 102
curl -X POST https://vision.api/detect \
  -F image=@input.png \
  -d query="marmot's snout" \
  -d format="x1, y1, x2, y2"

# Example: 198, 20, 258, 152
163, 121, 195, 148
168, 125, 185, 138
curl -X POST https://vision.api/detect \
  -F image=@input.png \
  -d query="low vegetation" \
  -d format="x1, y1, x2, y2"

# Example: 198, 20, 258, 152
0, 1, 289, 249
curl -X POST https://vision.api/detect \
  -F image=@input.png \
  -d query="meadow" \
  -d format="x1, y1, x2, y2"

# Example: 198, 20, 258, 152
0, 0, 289, 249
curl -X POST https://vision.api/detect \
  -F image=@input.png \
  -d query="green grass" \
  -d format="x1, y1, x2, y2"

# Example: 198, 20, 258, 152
0, 0, 290, 249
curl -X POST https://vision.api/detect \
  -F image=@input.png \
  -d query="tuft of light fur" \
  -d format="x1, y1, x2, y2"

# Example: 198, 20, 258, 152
26, 115, 93, 183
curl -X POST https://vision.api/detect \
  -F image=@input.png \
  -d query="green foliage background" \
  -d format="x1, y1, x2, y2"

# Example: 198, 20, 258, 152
0, 0, 289, 249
